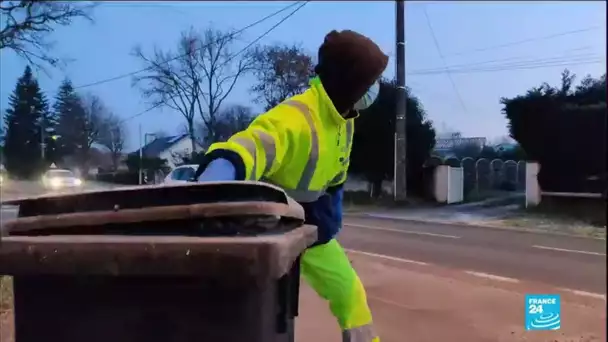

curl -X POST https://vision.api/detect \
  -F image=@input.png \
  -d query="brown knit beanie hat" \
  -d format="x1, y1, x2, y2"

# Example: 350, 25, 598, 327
315, 30, 389, 114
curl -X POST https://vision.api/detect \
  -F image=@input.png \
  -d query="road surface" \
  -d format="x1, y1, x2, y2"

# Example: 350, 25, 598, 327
341, 215, 606, 294
1, 209, 605, 342
297, 216, 606, 341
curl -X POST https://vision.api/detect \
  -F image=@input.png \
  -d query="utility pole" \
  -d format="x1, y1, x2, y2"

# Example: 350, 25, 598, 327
394, 0, 407, 202
139, 126, 157, 185
35, 105, 46, 161
40, 119, 46, 161
138, 124, 143, 185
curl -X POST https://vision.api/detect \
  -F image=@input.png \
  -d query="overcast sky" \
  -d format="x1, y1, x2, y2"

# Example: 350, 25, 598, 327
1, 1, 605, 150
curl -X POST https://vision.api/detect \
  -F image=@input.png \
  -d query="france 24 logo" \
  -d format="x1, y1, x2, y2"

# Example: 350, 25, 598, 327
525, 294, 561, 331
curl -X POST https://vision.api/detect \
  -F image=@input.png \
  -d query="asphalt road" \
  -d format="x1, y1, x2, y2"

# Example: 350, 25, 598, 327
341, 215, 607, 294
1, 205, 605, 294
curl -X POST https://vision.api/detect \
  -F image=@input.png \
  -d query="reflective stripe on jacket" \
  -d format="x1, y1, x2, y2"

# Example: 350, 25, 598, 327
205, 77, 355, 203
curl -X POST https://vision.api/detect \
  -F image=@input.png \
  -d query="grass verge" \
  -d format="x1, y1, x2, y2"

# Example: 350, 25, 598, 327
342, 191, 434, 213
494, 209, 606, 239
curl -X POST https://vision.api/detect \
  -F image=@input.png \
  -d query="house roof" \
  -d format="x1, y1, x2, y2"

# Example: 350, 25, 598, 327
131, 134, 190, 158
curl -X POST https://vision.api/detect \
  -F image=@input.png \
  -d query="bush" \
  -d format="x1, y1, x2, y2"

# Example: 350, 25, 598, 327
536, 196, 606, 227
502, 70, 606, 194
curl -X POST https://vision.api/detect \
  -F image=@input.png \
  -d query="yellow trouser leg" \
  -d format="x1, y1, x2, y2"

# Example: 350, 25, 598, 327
301, 239, 380, 342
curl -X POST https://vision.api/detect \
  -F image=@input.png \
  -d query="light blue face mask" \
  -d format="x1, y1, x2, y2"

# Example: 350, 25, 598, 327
353, 81, 380, 111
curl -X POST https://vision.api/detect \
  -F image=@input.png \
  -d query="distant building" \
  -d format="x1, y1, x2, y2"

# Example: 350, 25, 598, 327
433, 133, 486, 158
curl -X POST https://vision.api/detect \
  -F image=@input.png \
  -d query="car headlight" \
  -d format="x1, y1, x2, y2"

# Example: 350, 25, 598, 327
74, 178, 82, 186
50, 178, 62, 188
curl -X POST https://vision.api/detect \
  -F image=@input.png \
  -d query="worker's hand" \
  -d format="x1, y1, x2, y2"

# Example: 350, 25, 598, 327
198, 158, 237, 182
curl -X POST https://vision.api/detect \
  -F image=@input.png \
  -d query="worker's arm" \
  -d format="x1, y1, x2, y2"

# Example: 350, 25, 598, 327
327, 184, 344, 229
315, 118, 352, 243
196, 105, 303, 181
301, 185, 344, 246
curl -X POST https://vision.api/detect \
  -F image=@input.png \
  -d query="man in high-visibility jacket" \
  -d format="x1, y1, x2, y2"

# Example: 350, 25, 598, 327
195, 30, 388, 342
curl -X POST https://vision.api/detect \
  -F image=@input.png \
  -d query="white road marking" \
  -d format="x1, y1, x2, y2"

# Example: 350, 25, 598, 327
559, 288, 606, 301
345, 249, 429, 266
464, 271, 520, 283
367, 294, 412, 310
532, 245, 606, 256
345, 223, 461, 239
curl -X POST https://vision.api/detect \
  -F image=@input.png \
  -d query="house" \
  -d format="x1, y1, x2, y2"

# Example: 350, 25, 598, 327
131, 134, 204, 169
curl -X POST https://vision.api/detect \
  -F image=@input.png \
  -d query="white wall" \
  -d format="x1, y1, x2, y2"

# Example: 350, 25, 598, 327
433, 165, 449, 203
158, 137, 202, 169
433, 165, 464, 204
525, 162, 541, 207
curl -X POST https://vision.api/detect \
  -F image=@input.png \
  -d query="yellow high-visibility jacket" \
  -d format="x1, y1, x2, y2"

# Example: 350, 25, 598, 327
205, 77, 355, 204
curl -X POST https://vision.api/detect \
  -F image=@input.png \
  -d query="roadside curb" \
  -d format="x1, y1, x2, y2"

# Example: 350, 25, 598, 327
345, 213, 607, 241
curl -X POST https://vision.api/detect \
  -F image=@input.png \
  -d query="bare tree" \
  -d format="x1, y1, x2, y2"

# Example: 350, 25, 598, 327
78, 93, 107, 172
0, 1, 94, 70
250, 43, 315, 111
132, 26, 255, 154
98, 113, 126, 171
193, 27, 255, 142
131, 28, 201, 157
197, 104, 255, 147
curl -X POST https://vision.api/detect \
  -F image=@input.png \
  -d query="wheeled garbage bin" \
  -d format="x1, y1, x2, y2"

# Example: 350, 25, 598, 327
0, 181, 317, 342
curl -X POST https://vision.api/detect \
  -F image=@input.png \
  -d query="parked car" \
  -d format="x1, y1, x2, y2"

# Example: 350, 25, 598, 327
163, 164, 199, 184
0, 168, 6, 186
42, 169, 83, 190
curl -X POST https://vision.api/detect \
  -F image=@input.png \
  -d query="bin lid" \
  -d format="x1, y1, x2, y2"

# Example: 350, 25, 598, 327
2, 181, 305, 236
0, 182, 317, 279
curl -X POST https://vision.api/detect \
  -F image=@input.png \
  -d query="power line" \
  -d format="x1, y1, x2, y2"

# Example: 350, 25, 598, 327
445, 25, 602, 57
118, 102, 164, 124
422, 5, 469, 114
222, 1, 309, 66
71, 1, 306, 91
409, 59, 603, 76
410, 52, 603, 75
118, 1, 309, 124
410, 47, 594, 73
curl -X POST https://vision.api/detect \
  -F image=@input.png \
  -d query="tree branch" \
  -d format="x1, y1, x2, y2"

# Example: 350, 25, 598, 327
1, 1, 94, 70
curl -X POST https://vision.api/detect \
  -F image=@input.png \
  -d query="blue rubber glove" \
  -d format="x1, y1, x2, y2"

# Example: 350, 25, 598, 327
198, 158, 237, 182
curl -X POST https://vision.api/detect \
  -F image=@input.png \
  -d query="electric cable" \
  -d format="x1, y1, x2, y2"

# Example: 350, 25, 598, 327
411, 47, 597, 74
72, 1, 306, 91
222, 1, 309, 66
422, 5, 469, 114
445, 25, 602, 57
409, 57, 604, 76
118, 1, 309, 124
411, 60, 604, 76
409, 53, 604, 75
